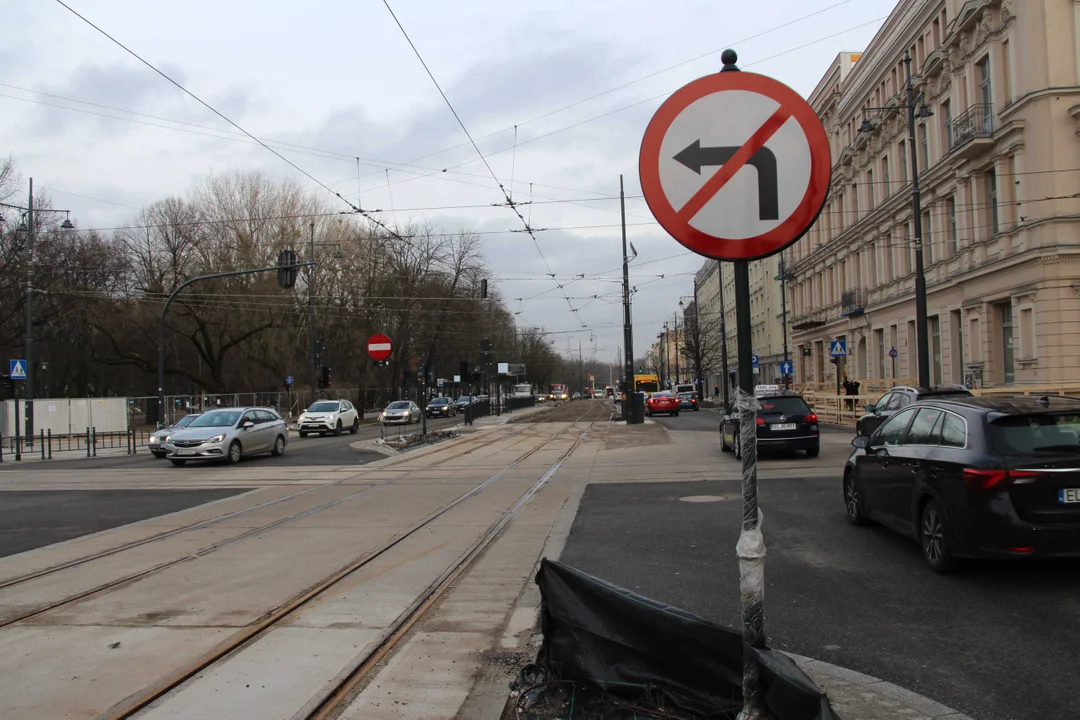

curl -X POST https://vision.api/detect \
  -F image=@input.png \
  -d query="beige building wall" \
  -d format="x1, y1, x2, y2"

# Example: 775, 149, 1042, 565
790, 0, 1080, 390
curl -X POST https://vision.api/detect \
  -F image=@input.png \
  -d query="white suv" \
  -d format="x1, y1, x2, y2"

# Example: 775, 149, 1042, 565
298, 400, 360, 437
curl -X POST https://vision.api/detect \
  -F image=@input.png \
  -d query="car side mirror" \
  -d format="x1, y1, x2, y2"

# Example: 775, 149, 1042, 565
865, 404, 875, 413
243, 420, 255, 429
852, 435, 870, 449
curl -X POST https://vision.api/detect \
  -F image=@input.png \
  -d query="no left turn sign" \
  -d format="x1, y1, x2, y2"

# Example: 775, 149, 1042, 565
639, 71, 831, 261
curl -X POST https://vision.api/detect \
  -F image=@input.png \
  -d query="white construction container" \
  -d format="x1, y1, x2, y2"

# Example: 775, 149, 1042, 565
0, 397, 129, 437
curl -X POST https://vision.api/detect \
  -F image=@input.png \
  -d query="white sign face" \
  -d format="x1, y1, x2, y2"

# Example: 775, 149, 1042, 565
754, 384, 779, 397
657, 90, 812, 241
453, 375, 461, 383
497, 362, 509, 374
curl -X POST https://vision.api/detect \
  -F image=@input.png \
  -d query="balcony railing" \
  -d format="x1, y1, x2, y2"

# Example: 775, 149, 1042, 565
791, 308, 827, 331
841, 287, 868, 317
952, 104, 993, 151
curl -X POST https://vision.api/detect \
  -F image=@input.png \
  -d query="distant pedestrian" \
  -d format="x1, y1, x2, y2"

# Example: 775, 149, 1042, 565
714, 385, 720, 398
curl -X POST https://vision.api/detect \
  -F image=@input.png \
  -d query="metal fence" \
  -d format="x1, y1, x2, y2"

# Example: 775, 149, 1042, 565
0, 426, 152, 462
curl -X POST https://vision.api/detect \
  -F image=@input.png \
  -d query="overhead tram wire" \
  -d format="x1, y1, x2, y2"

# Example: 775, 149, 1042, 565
50, 0, 409, 245
380, 0, 586, 328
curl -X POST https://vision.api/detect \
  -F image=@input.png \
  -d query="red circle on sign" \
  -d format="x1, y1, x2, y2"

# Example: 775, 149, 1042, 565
639, 71, 831, 261
367, 333, 393, 361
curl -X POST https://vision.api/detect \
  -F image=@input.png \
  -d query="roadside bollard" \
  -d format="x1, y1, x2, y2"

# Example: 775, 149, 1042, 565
92, 427, 97, 457
0, 431, 4, 463
86, 428, 91, 457
47, 430, 52, 460
40, 430, 45, 460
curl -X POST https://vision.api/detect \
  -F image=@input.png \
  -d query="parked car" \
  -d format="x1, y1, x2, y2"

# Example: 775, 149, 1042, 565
646, 391, 680, 417
165, 407, 287, 467
148, 414, 200, 458
454, 395, 476, 410
426, 397, 457, 418
856, 385, 972, 437
677, 392, 699, 411
720, 391, 819, 458
845, 395, 1080, 572
297, 399, 360, 437
381, 400, 421, 425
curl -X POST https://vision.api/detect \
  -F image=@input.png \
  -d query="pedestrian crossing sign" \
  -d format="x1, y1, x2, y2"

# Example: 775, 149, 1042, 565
9, 359, 26, 379
829, 340, 847, 357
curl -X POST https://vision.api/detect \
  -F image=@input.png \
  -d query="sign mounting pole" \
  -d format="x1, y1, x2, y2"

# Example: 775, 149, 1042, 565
638, 47, 831, 720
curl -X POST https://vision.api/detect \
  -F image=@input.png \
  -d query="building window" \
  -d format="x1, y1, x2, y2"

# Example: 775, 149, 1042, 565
1002, 40, 1012, 104
852, 182, 859, 220
885, 233, 894, 281
999, 302, 1015, 383
947, 197, 958, 256
932, 18, 940, 47
919, 124, 929, 170
977, 54, 993, 132
923, 210, 933, 264
898, 140, 908, 183
930, 315, 942, 385
875, 328, 885, 379
882, 156, 891, 199
942, 99, 952, 151
866, 170, 874, 209
986, 169, 999, 235
1020, 306, 1035, 359
951, 310, 964, 384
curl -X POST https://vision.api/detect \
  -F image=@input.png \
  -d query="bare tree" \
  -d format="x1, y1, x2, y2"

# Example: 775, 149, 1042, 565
680, 300, 721, 397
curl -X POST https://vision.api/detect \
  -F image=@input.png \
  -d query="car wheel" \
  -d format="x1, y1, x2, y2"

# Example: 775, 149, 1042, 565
271, 435, 286, 457
350, 418, 359, 434
806, 445, 820, 458
333, 420, 342, 437
227, 441, 242, 465
920, 498, 956, 573
720, 426, 730, 452
169, 459, 186, 467
674, 411, 680, 417
734, 438, 742, 461
843, 470, 868, 526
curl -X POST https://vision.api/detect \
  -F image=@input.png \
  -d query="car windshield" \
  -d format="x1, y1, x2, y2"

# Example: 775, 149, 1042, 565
457, 396, 473, 402
189, 410, 242, 428
174, 415, 199, 428
758, 397, 811, 414
989, 413, 1080, 453
429, 398, 448, 405
387, 401, 411, 410
308, 402, 339, 412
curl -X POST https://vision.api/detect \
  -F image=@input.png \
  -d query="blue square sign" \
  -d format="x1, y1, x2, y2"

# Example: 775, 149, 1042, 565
829, 340, 847, 357
780, 360, 793, 375
9, 359, 26, 380
751, 355, 759, 368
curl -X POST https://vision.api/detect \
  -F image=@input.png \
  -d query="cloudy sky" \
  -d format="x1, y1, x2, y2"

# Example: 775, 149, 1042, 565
3, 0, 897, 365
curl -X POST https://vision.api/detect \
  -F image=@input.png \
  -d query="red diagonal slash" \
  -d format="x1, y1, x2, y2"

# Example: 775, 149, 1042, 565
675, 107, 792, 224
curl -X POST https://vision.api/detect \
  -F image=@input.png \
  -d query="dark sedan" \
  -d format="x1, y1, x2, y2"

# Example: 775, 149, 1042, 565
425, 397, 456, 418
856, 384, 972, 437
720, 392, 819, 458
844, 395, 1080, 572
677, 392, 699, 411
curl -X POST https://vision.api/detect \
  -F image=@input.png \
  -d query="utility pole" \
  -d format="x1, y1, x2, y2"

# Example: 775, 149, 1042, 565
24, 178, 34, 446
620, 175, 635, 421
779, 252, 791, 388
718, 260, 730, 410
905, 51, 931, 390
673, 312, 681, 385
657, 332, 665, 388
308, 222, 317, 403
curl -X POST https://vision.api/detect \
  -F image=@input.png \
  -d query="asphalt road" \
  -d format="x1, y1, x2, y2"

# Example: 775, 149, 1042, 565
0, 416, 459, 471
560, 479, 1080, 720
0, 489, 248, 558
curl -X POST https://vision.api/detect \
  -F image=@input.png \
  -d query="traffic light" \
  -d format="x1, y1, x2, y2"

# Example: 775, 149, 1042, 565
460, 360, 469, 381
0, 375, 12, 391
319, 366, 331, 388
480, 279, 488, 299
277, 249, 299, 289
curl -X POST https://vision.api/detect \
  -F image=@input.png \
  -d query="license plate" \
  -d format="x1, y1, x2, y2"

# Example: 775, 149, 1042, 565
175, 448, 198, 456
1059, 488, 1080, 504
771, 423, 797, 431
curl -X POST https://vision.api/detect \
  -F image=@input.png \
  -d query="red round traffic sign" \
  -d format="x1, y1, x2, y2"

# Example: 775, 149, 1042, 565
639, 71, 831, 261
367, 334, 393, 361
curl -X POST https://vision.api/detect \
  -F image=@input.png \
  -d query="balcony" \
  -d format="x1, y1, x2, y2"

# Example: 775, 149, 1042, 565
791, 308, 827, 331
840, 287, 868, 317
952, 104, 994, 158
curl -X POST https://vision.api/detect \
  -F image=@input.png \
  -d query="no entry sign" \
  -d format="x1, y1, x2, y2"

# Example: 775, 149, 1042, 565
367, 333, 392, 361
639, 70, 831, 261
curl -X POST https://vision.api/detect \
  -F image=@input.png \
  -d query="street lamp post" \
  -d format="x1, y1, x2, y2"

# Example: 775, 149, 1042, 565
673, 312, 681, 386
718, 261, 730, 409
620, 175, 637, 421
1, 178, 75, 445
307, 222, 342, 403
858, 50, 932, 389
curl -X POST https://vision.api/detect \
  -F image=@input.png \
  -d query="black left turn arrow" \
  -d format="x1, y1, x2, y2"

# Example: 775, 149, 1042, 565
673, 140, 779, 220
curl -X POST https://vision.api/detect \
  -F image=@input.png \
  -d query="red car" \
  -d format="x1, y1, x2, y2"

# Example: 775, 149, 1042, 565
646, 391, 680, 417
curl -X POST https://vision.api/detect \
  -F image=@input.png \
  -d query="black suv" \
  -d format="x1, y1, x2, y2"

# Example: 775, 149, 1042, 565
856, 385, 973, 437
719, 391, 820, 458
845, 395, 1080, 572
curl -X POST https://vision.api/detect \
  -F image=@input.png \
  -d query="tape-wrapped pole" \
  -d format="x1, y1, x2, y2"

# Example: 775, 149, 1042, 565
733, 259, 766, 720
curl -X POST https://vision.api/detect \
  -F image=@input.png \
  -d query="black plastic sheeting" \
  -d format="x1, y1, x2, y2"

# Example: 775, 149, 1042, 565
536, 559, 838, 720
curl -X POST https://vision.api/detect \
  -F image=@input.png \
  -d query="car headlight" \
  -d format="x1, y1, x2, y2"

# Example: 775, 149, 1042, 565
164, 435, 172, 443
207, 434, 225, 443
